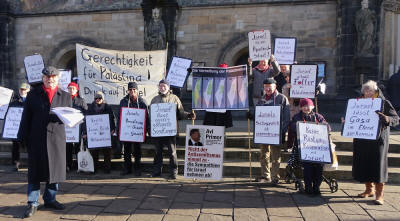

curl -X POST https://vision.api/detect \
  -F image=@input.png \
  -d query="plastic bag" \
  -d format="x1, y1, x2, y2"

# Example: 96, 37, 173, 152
324, 141, 339, 171
77, 140, 94, 173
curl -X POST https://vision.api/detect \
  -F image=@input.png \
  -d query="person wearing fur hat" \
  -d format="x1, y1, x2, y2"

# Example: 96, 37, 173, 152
287, 98, 330, 195
248, 78, 290, 185
150, 79, 196, 179
65, 82, 87, 172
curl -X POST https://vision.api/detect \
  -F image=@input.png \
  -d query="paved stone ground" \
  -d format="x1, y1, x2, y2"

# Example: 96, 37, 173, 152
0, 166, 399, 221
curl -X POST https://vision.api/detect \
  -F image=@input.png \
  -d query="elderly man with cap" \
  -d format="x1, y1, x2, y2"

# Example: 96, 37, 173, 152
119, 82, 149, 176
85, 90, 116, 174
66, 82, 87, 172
18, 66, 72, 218
150, 79, 195, 179
9, 82, 30, 171
248, 78, 290, 185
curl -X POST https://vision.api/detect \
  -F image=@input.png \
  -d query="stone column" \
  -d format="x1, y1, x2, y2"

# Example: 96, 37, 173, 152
0, 1, 15, 88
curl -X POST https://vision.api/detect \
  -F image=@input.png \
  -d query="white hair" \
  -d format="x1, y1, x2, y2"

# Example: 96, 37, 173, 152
361, 80, 378, 93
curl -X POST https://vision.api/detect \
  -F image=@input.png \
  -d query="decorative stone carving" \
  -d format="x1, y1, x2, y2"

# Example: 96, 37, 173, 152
144, 8, 166, 51
354, 0, 377, 57
383, 0, 400, 12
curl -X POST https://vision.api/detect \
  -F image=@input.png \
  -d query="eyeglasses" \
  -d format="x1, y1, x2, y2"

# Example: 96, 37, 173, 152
95, 97, 102, 100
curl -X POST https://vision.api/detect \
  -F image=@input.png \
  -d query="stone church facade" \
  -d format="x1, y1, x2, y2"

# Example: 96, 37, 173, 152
0, 0, 399, 101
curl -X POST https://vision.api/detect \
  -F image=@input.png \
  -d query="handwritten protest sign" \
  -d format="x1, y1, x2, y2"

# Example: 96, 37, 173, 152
65, 124, 80, 143
119, 107, 146, 142
248, 30, 271, 61
166, 56, 192, 88
290, 65, 317, 98
2, 107, 23, 140
0, 86, 13, 119
150, 103, 177, 137
297, 122, 332, 164
342, 98, 382, 140
59, 69, 72, 92
192, 65, 248, 110
86, 114, 111, 148
254, 106, 281, 145
184, 125, 225, 180
274, 38, 296, 64
76, 44, 167, 105
24, 54, 45, 84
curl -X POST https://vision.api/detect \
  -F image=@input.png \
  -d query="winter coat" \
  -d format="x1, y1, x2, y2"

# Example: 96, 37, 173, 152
118, 95, 150, 136
86, 102, 116, 133
249, 60, 280, 100
18, 86, 72, 183
72, 96, 88, 114
352, 92, 399, 183
10, 94, 26, 108
387, 71, 400, 110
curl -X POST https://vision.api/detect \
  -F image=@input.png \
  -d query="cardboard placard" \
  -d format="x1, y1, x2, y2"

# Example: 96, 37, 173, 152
24, 54, 45, 84
119, 107, 146, 142
86, 114, 112, 148
274, 37, 297, 65
254, 105, 282, 145
150, 103, 177, 137
297, 122, 332, 164
59, 69, 72, 92
342, 98, 382, 140
65, 124, 80, 143
184, 125, 225, 180
290, 64, 317, 98
76, 44, 167, 105
2, 107, 23, 140
192, 65, 248, 110
248, 30, 271, 61
166, 56, 192, 88
0, 86, 14, 119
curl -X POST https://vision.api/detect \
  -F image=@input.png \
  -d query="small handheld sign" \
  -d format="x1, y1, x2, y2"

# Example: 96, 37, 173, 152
24, 54, 45, 84
274, 37, 297, 65
0, 86, 14, 119
253, 105, 282, 145
150, 103, 177, 137
119, 107, 146, 143
2, 107, 24, 140
86, 114, 112, 148
290, 64, 317, 98
166, 56, 192, 88
248, 30, 271, 61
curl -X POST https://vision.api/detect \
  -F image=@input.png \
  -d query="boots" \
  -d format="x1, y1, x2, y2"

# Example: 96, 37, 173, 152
374, 183, 384, 205
358, 182, 374, 198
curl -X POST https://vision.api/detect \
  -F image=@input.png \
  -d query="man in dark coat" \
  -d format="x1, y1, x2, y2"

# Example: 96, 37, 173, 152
119, 82, 149, 176
18, 66, 72, 218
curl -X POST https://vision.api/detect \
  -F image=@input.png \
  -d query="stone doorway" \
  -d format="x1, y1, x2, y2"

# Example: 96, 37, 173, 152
56, 50, 77, 78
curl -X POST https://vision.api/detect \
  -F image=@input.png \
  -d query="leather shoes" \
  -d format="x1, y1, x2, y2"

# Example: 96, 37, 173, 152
44, 201, 65, 210
24, 204, 38, 218
169, 174, 177, 180
151, 173, 161, 178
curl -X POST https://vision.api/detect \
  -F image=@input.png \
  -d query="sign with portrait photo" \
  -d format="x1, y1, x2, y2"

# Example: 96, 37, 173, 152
184, 125, 225, 180
342, 98, 382, 140
290, 64, 317, 98
24, 54, 45, 84
150, 103, 177, 137
166, 56, 192, 88
0, 86, 13, 119
86, 114, 112, 148
254, 105, 281, 145
248, 30, 271, 61
297, 122, 332, 164
119, 107, 146, 143
2, 107, 23, 140
274, 37, 296, 65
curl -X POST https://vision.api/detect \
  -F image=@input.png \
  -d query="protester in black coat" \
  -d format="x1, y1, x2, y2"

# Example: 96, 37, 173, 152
387, 68, 400, 112
85, 91, 116, 173
119, 82, 149, 176
18, 67, 72, 218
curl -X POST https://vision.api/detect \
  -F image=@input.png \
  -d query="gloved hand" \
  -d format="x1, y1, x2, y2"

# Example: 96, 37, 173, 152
376, 111, 390, 124
246, 111, 253, 120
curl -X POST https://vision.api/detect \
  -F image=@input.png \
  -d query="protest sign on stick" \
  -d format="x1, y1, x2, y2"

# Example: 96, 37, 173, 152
184, 125, 225, 180
2, 107, 23, 140
297, 122, 332, 164
274, 37, 296, 65
342, 98, 382, 140
119, 107, 146, 142
254, 106, 281, 145
248, 30, 271, 61
24, 54, 45, 84
0, 86, 13, 119
86, 114, 111, 148
150, 103, 177, 137
65, 124, 80, 143
166, 56, 192, 88
290, 64, 317, 98
59, 69, 72, 92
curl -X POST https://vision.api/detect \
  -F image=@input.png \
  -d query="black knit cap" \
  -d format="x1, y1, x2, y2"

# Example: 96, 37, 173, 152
263, 78, 277, 85
159, 79, 170, 86
128, 82, 138, 89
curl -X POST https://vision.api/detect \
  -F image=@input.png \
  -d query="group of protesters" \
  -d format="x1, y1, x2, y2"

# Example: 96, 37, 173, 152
7, 55, 399, 218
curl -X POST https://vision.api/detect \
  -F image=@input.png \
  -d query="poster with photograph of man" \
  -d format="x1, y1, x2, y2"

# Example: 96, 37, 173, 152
187, 128, 204, 146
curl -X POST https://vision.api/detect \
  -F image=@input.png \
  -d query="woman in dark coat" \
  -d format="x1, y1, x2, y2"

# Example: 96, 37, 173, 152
352, 80, 399, 205
18, 67, 72, 218
85, 91, 116, 173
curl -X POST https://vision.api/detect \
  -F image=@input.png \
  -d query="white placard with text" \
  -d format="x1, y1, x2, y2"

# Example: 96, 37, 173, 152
119, 107, 146, 142
297, 122, 332, 164
254, 105, 281, 145
24, 54, 45, 84
274, 38, 296, 65
86, 114, 111, 148
59, 69, 72, 92
0, 86, 13, 119
150, 103, 177, 137
290, 65, 317, 98
248, 30, 271, 61
65, 124, 80, 143
166, 56, 192, 88
2, 107, 23, 140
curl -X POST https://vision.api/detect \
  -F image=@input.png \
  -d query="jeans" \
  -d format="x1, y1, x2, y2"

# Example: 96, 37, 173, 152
27, 182, 58, 206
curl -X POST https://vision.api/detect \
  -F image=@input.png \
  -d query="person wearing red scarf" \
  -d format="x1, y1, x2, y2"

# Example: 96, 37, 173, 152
19, 66, 72, 218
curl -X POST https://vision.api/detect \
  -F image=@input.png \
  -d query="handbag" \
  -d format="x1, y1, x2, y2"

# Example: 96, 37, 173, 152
77, 139, 94, 173
324, 141, 339, 171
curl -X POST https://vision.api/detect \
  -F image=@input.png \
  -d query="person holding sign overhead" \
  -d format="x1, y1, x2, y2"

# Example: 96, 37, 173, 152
10, 83, 30, 172
18, 67, 72, 218
351, 80, 398, 205
119, 82, 149, 176
150, 79, 195, 179
85, 91, 116, 174
287, 98, 330, 195
248, 78, 290, 185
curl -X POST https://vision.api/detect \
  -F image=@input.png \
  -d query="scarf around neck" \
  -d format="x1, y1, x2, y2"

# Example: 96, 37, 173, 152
43, 85, 58, 104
